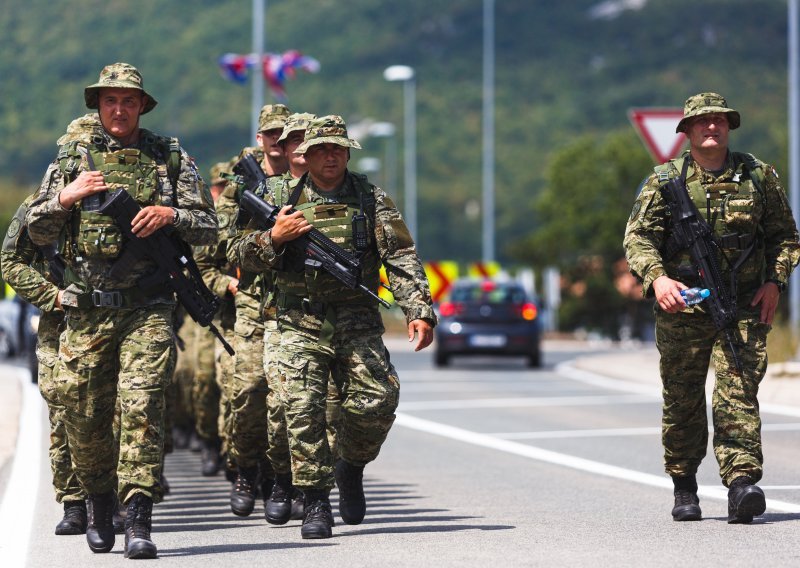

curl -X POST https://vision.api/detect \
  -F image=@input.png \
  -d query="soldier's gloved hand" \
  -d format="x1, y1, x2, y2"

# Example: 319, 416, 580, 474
751, 281, 780, 325
653, 275, 688, 313
59, 171, 108, 209
131, 205, 175, 238
270, 205, 312, 249
408, 319, 433, 352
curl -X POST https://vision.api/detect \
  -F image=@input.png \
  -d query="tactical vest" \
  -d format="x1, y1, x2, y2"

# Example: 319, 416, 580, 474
274, 172, 381, 305
56, 131, 180, 265
656, 152, 767, 292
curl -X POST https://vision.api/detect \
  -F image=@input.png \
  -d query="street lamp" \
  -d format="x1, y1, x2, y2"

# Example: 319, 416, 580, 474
368, 122, 397, 197
383, 65, 417, 242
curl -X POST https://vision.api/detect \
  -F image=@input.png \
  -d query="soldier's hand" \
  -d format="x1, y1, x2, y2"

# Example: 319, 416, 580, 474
751, 281, 780, 324
132, 205, 175, 238
270, 205, 312, 249
59, 171, 108, 209
227, 277, 240, 296
408, 319, 433, 352
653, 275, 688, 313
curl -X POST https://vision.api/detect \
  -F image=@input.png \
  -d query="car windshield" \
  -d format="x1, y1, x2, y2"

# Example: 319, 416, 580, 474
450, 284, 526, 304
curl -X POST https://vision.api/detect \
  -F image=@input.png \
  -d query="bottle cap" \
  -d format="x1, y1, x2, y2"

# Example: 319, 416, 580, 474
700, 289, 710, 298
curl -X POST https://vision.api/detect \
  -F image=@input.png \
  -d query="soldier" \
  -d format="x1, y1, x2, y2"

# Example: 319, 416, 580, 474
229, 115, 436, 539
26, 62, 218, 558
223, 103, 292, 517
624, 93, 800, 524
192, 162, 238, 476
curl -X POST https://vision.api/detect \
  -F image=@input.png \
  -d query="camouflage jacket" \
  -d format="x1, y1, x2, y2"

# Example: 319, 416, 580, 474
1, 195, 60, 312
228, 170, 437, 326
624, 150, 800, 300
26, 129, 218, 290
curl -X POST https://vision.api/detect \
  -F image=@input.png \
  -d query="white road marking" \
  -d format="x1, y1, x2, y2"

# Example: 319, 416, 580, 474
398, 394, 654, 412
491, 422, 800, 440
0, 367, 43, 567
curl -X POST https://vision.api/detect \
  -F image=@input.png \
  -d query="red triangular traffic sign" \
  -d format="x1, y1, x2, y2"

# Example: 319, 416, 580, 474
628, 108, 687, 164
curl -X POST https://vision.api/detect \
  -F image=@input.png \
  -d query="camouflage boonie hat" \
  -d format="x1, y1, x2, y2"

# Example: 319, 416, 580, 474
258, 104, 291, 132
56, 113, 103, 146
209, 162, 230, 185
84, 62, 157, 114
295, 115, 363, 154
278, 112, 317, 144
676, 92, 740, 133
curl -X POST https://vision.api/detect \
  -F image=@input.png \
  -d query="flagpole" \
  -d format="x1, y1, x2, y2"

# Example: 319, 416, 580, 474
789, 0, 799, 334
251, 0, 265, 143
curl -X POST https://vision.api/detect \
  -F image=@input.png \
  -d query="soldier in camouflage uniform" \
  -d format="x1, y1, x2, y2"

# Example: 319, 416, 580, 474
223, 103, 292, 518
191, 162, 238, 477
26, 63, 218, 558
229, 115, 436, 539
624, 93, 800, 524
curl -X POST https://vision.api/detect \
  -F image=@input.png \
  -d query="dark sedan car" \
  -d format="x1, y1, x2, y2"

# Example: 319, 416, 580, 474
433, 279, 541, 368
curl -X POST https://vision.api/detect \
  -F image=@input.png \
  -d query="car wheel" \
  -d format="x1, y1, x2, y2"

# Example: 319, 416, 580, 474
434, 351, 449, 368
527, 349, 541, 368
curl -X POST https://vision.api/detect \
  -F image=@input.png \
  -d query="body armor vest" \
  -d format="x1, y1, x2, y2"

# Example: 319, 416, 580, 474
274, 173, 381, 305
656, 152, 767, 293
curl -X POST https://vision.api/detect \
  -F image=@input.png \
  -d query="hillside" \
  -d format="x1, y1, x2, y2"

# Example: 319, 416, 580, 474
0, 0, 790, 263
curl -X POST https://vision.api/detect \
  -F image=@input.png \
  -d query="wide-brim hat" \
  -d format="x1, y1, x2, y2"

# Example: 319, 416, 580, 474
295, 115, 362, 154
84, 62, 157, 114
676, 92, 740, 133
278, 112, 317, 144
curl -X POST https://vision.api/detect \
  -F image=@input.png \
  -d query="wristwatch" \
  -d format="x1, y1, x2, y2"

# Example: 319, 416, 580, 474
767, 278, 786, 293
172, 208, 179, 225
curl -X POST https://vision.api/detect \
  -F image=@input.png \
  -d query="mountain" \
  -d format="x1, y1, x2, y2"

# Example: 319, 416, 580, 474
0, 0, 790, 263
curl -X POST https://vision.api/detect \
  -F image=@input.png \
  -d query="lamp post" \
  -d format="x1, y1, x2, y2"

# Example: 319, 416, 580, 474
383, 65, 417, 242
368, 121, 397, 197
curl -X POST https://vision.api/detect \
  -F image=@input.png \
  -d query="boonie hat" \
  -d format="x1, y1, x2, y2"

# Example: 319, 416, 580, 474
84, 62, 157, 114
209, 162, 230, 185
278, 112, 317, 144
295, 115, 362, 154
676, 92, 740, 133
258, 104, 291, 132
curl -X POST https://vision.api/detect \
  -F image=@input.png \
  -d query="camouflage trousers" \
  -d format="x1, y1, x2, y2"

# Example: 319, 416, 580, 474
170, 315, 198, 434
229, 309, 269, 471
278, 307, 399, 490
55, 304, 175, 504
193, 322, 221, 443
655, 303, 770, 486
217, 325, 236, 460
36, 310, 83, 503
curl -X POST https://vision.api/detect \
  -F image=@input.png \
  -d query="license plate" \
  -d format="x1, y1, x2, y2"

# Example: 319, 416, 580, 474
469, 334, 507, 347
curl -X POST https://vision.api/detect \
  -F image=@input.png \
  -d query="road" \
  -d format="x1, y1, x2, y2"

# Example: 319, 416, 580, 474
2, 339, 800, 567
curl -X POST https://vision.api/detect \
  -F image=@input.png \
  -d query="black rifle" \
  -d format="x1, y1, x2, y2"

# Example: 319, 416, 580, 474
232, 153, 390, 309
38, 243, 67, 288
98, 190, 235, 356
660, 177, 742, 372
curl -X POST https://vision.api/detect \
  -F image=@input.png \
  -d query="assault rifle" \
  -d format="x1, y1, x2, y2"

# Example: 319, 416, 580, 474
98, 190, 235, 356
38, 243, 67, 288
232, 153, 390, 309
660, 177, 742, 372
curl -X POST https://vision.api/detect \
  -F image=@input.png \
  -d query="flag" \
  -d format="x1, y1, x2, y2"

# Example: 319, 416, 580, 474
218, 50, 320, 100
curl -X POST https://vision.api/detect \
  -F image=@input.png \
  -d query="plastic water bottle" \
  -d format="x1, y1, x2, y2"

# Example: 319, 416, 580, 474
681, 287, 710, 306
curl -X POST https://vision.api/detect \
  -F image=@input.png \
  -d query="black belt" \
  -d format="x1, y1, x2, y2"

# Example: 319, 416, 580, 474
73, 288, 172, 309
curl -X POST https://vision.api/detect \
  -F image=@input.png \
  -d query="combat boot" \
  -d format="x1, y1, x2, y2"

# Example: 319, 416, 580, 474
113, 493, 126, 534
86, 491, 116, 553
200, 439, 221, 477
301, 490, 335, 539
671, 475, 701, 521
265, 473, 293, 525
230, 465, 259, 517
55, 500, 87, 535
124, 493, 157, 559
290, 488, 305, 521
335, 459, 366, 525
727, 476, 766, 524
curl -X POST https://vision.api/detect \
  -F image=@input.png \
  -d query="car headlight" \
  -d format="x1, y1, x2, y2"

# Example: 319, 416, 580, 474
448, 322, 462, 334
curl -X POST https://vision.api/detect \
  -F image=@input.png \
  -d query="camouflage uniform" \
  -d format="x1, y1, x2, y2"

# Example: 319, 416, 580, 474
1, 195, 79, 504
624, 94, 800, 487
25, 63, 218, 510
229, 116, 436, 494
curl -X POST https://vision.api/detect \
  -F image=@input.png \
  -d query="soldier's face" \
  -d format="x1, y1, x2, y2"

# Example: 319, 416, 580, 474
257, 128, 283, 158
283, 131, 307, 173
305, 143, 348, 190
98, 88, 145, 142
686, 112, 729, 152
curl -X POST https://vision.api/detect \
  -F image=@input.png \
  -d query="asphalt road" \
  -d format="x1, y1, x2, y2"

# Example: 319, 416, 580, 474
3, 339, 800, 567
